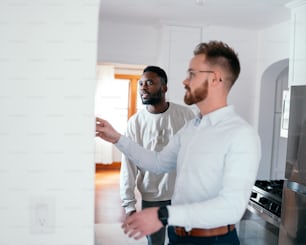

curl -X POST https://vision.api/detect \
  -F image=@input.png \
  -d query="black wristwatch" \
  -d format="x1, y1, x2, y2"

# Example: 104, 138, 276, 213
158, 206, 168, 226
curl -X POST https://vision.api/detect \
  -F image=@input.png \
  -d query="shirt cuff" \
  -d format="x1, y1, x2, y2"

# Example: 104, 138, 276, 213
168, 205, 192, 231
125, 206, 136, 214
115, 135, 129, 150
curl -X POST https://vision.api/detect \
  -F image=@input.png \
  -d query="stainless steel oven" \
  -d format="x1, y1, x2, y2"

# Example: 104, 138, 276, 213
247, 180, 284, 227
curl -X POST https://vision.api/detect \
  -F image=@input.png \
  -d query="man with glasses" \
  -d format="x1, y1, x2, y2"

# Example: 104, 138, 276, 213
96, 41, 261, 245
120, 66, 194, 245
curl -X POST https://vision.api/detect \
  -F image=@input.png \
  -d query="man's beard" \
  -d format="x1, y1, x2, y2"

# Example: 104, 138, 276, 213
141, 88, 163, 105
184, 80, 208, 105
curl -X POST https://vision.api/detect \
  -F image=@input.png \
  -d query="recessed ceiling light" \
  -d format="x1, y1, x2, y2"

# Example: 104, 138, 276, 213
195, 0, 205, 6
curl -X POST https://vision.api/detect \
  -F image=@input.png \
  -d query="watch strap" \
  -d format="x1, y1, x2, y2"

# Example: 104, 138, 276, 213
158, 206, 168, 226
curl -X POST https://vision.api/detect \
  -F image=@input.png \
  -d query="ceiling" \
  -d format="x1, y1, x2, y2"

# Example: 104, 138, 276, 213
99, 0, 293, 30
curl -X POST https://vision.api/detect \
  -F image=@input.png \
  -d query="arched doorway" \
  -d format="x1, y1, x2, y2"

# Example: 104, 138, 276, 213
257, 59, 289, 180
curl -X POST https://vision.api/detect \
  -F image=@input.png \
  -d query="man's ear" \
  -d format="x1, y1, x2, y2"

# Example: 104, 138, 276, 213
163, 84, 168, 93
212, 70, 222, 86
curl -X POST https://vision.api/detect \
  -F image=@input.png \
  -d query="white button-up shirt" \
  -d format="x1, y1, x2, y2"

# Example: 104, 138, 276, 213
116, 105, 261, 230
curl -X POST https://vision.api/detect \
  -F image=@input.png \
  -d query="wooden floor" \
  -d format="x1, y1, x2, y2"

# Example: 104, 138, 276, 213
94, 168, 147, 245
95, 169, 124, 224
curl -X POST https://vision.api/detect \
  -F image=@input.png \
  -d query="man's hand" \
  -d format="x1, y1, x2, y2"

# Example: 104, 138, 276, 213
121, 207, 163, 240
95, 117, 121, 143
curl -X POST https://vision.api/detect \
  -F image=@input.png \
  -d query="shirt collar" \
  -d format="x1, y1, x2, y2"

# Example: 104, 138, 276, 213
195, 105, 234, 127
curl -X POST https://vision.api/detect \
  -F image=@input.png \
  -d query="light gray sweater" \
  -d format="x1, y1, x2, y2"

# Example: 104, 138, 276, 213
119, 102, 195, 213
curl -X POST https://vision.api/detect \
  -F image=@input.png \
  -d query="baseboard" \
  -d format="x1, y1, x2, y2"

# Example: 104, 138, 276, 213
96, 162, 121, 171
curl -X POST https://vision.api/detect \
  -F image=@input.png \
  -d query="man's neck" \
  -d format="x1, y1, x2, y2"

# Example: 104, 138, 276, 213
197, 100, 227, 116
146, 101, 169, 114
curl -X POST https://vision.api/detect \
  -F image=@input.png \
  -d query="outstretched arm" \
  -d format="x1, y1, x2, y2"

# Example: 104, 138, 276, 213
96, 117, 178, 174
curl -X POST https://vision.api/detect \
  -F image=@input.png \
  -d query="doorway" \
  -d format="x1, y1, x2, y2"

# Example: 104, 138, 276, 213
257, 59, 289, 180
94, 63, 148, 244
94, 64, 144, 167
270, 67, 289, 179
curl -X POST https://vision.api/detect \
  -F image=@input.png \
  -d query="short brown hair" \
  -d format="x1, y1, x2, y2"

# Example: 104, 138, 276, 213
193, 41, 240, 88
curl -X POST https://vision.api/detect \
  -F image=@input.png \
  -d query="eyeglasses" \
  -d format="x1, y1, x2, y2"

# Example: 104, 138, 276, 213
186, 70, 222, 82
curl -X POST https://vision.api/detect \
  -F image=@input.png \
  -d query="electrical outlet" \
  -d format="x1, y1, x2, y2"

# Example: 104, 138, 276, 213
30, 196, 55, 234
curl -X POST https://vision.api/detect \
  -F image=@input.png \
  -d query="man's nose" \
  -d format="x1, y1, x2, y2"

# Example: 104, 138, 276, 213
182, 78, 189, 86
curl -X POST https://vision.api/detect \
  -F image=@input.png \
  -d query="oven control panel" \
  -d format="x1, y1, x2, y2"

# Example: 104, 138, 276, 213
248, 180, 284, 227
250, 188, 281, 216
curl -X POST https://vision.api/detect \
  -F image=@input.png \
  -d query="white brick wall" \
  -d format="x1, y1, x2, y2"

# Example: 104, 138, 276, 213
0, 1, 99, 244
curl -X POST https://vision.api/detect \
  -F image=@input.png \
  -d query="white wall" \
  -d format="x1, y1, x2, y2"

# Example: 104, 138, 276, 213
0, 1, 98, 244
98, 20, 160, 65
287, 2, 306, 86
157, 25, 202, 106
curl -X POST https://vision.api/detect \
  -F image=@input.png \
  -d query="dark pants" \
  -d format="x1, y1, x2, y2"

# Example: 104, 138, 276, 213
142, 199, 171, 245
167, 226, 240, 245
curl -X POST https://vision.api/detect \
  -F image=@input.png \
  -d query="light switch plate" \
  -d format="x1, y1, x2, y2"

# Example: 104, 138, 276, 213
30, 196, 55, 234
